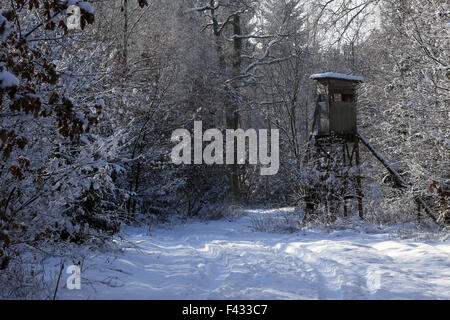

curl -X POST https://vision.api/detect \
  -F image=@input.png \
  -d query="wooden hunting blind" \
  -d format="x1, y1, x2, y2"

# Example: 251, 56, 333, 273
310, 72, 364, 137
304, 72, 439, 224
304, 73, 365, 218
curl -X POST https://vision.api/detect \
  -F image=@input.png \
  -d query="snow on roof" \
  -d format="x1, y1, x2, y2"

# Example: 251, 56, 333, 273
310, 72, 364, 82
0, 70, 19, 88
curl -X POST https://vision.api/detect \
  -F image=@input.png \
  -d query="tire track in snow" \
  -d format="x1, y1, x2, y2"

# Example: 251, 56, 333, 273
196, 241, 320, 299
274, 243, 368, 299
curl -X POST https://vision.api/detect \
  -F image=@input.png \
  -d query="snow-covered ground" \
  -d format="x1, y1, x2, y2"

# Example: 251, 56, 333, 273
52, 208, 450, 300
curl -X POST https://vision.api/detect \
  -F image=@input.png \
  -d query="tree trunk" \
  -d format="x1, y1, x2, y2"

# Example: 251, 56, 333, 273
123, 0, 129, 71
227, 14, 242, 203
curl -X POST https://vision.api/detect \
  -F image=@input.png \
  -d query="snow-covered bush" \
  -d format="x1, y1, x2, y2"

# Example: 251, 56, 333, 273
0, 0, 129, 273
357, 0, 449, 224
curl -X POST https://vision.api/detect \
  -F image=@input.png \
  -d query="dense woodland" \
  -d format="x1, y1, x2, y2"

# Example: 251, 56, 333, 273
0, 0, 448, 298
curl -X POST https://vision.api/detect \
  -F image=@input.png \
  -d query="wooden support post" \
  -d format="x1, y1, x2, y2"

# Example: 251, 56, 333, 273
354, 139, 364, 219
342, 141, 348, 217
357, 133, 439, 224
417, 201, 421, 223
303, 100, 320, 166
357, 133, 406, 188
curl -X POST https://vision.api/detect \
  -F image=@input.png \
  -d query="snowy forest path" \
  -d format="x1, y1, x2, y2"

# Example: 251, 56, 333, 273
55, 209, 450, 300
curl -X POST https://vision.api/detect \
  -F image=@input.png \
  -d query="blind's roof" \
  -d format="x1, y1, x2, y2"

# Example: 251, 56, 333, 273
310, 72, 364, 82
